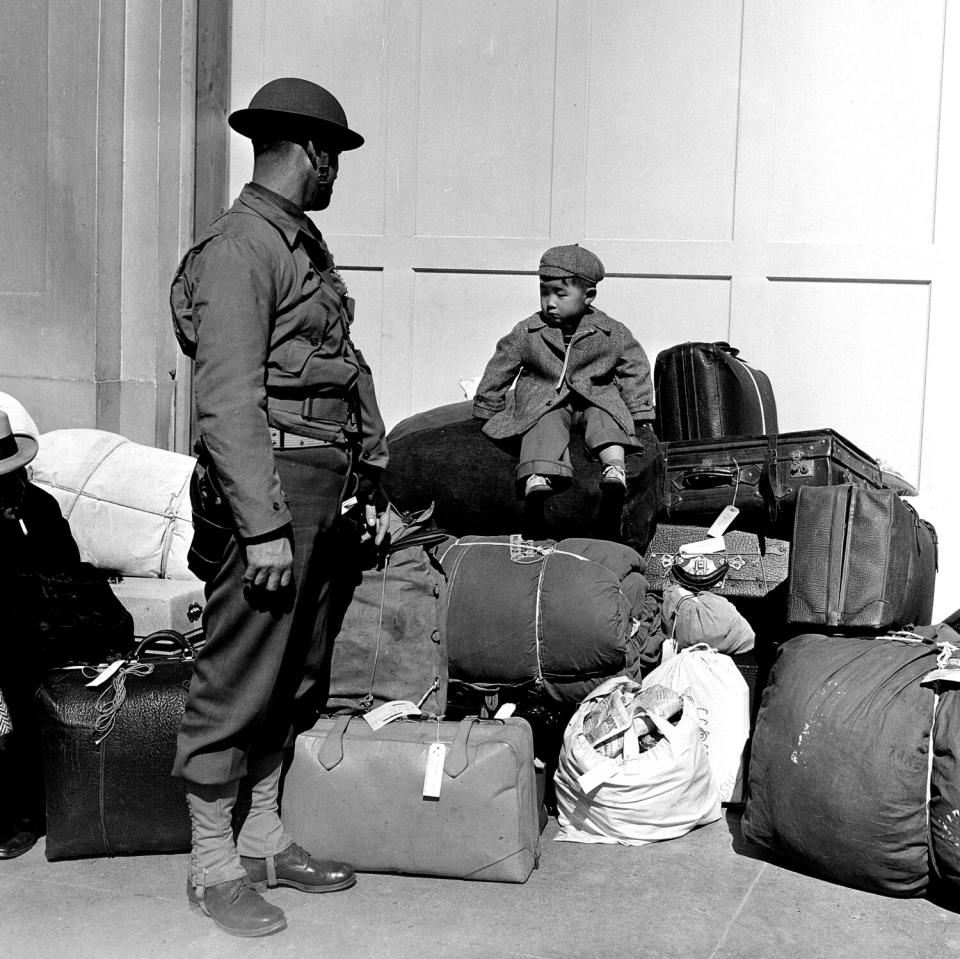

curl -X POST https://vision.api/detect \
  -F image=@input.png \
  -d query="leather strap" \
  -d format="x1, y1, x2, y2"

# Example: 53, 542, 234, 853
443, 717, 476, 779
317, 715, 352, 770
759, 432, 780, 524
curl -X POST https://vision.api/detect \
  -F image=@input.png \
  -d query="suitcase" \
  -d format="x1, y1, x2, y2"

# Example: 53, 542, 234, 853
384, 400, 665, 554
36, 631, 194, 860
109, 576, 204, 643
282, 715, 541, 882
661, 428, 885, 535
644, 523, 789, 599
654, 341, 777, 441
786, 485, 937, 630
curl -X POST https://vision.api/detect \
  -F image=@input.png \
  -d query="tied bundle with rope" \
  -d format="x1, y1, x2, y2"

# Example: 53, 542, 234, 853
35, 630, 196, 860
742, 623, 960, 897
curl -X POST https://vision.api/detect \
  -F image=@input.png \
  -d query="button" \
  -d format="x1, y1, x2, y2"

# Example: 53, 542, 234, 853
273, 503, 281, 511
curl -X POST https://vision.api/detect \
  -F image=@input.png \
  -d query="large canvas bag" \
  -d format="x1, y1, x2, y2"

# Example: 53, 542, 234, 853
554, 677, 721, 845
641, 644, 750, 802
282, 715, 540, 882
742, 628, 960, 896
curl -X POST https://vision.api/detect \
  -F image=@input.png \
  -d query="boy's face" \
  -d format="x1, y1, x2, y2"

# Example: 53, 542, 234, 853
539, 277, 595, 325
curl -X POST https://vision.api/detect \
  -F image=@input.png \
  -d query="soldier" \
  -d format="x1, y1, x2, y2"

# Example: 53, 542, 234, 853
170, 78, 388, 937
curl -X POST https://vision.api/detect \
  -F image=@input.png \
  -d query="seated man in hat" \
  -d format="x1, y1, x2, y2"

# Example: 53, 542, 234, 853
170, 78, 388, 937
472, 243, 654, 501
0, 396, 84, 859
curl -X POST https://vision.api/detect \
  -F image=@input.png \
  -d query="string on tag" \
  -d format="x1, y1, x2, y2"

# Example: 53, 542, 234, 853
93, 662, 154, 744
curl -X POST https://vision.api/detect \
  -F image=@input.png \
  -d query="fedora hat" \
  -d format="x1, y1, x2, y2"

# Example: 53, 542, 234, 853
0, 410, 38, 476
229, 77, 364, 151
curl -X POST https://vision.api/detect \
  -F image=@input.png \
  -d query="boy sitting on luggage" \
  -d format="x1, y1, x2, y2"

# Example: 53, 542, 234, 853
472, 244, 654, 498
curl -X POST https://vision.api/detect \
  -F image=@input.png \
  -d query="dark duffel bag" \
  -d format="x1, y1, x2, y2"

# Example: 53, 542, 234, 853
654, 341, 777, 442
786, 485, 937, 630
742, 627, 960, 897
383, 401, 665, 554
661, 428, 886, 535
37, 630, 194, 860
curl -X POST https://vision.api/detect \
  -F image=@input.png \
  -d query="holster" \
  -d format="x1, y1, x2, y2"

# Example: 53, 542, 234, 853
187, 446, 234, 582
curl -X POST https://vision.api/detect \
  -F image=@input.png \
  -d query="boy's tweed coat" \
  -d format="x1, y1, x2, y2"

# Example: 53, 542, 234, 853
472, 308, 654, 440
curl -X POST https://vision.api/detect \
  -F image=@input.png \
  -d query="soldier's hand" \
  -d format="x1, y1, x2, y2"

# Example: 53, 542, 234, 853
243, 537, 294, 592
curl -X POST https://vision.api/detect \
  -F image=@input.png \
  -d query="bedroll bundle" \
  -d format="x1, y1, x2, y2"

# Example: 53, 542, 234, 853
742, 626, 960, 896
439, 536, 664, 704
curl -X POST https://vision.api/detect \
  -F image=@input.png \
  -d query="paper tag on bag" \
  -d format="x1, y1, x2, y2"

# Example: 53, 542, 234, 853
706, 504, 740, 538
363, 700, 422, 730
422, 742, 446, 799
678, 536, 727, 557
86, 660, 124, 687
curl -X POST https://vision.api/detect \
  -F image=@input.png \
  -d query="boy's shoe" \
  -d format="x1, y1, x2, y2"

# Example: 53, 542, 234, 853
187, 876, 287, 937
600, 464, 627, 488
524, 474, 552, 498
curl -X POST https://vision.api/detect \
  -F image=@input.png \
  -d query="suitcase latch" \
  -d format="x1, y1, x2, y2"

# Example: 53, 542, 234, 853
789, 451, 814, 477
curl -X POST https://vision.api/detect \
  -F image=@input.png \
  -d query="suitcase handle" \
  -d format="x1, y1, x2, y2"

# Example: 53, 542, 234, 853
316, 715, 480, 778
130, 629, 196, 663
680, 467, 738, 490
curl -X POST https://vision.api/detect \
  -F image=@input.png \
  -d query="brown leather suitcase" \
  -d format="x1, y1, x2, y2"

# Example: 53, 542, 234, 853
281, 715, 541, 882
786, 485, 937, 630
661, 429, 885, 535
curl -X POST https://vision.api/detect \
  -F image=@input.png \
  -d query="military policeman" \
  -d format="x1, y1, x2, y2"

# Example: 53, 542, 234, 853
170, 77, 388, 938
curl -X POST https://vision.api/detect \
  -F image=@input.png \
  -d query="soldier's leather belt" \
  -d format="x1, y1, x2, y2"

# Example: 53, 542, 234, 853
269, 427, 335, 450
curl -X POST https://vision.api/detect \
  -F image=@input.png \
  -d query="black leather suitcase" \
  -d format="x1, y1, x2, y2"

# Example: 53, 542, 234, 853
654, 342, 777, 442
661, 429, 885, 535
786, 485, 937, 630
36, 631, 194, 860
384, 400, 665, 554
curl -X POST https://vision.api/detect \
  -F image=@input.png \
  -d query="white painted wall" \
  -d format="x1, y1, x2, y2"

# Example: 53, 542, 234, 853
228, 0, 960, 618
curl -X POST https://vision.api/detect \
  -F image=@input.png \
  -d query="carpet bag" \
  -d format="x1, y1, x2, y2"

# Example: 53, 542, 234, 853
554, 676, 721, 844
282, 715, 540, 882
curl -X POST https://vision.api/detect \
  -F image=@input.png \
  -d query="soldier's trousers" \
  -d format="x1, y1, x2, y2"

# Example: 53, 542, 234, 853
173, 445, 352, 786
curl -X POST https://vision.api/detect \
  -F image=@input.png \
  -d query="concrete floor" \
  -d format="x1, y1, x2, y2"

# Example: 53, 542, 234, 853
1, 810, 957, 959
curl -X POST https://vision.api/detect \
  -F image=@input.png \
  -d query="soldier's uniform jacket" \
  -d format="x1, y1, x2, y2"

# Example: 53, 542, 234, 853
170, 182, 388, 541
472, 308, 654, 441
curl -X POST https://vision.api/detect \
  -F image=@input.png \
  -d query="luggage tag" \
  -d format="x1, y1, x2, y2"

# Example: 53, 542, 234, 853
422, 741, 447, 800
706, 505, 740, 538
678, 536, 727, 557
363, 700, 422, 731
493, 702, 516, 719
85, 660, 125, 687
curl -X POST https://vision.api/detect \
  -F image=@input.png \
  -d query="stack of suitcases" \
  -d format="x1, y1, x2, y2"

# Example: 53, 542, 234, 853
647, 340, 938, 800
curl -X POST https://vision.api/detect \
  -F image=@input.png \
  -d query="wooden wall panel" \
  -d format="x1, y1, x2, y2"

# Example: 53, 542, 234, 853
585, 0, 742, 241
767, 0, 944, 243
763, 279, 929, 484
415, 0, 556, 238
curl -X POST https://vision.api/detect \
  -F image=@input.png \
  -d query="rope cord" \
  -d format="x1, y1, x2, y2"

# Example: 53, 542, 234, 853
92, 663, 155, 744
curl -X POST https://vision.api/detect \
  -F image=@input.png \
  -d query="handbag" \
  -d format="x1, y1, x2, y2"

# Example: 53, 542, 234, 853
12, 562, 135, 668
282, 714, 541, 882
37, 630, 195, 860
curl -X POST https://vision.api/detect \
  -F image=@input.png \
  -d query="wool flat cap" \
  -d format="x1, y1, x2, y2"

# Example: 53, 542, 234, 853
229, 77, 364, 151
538, 244, 605, 284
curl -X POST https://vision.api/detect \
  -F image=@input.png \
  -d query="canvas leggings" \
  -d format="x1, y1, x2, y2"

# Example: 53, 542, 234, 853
517, 400, 636, 482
